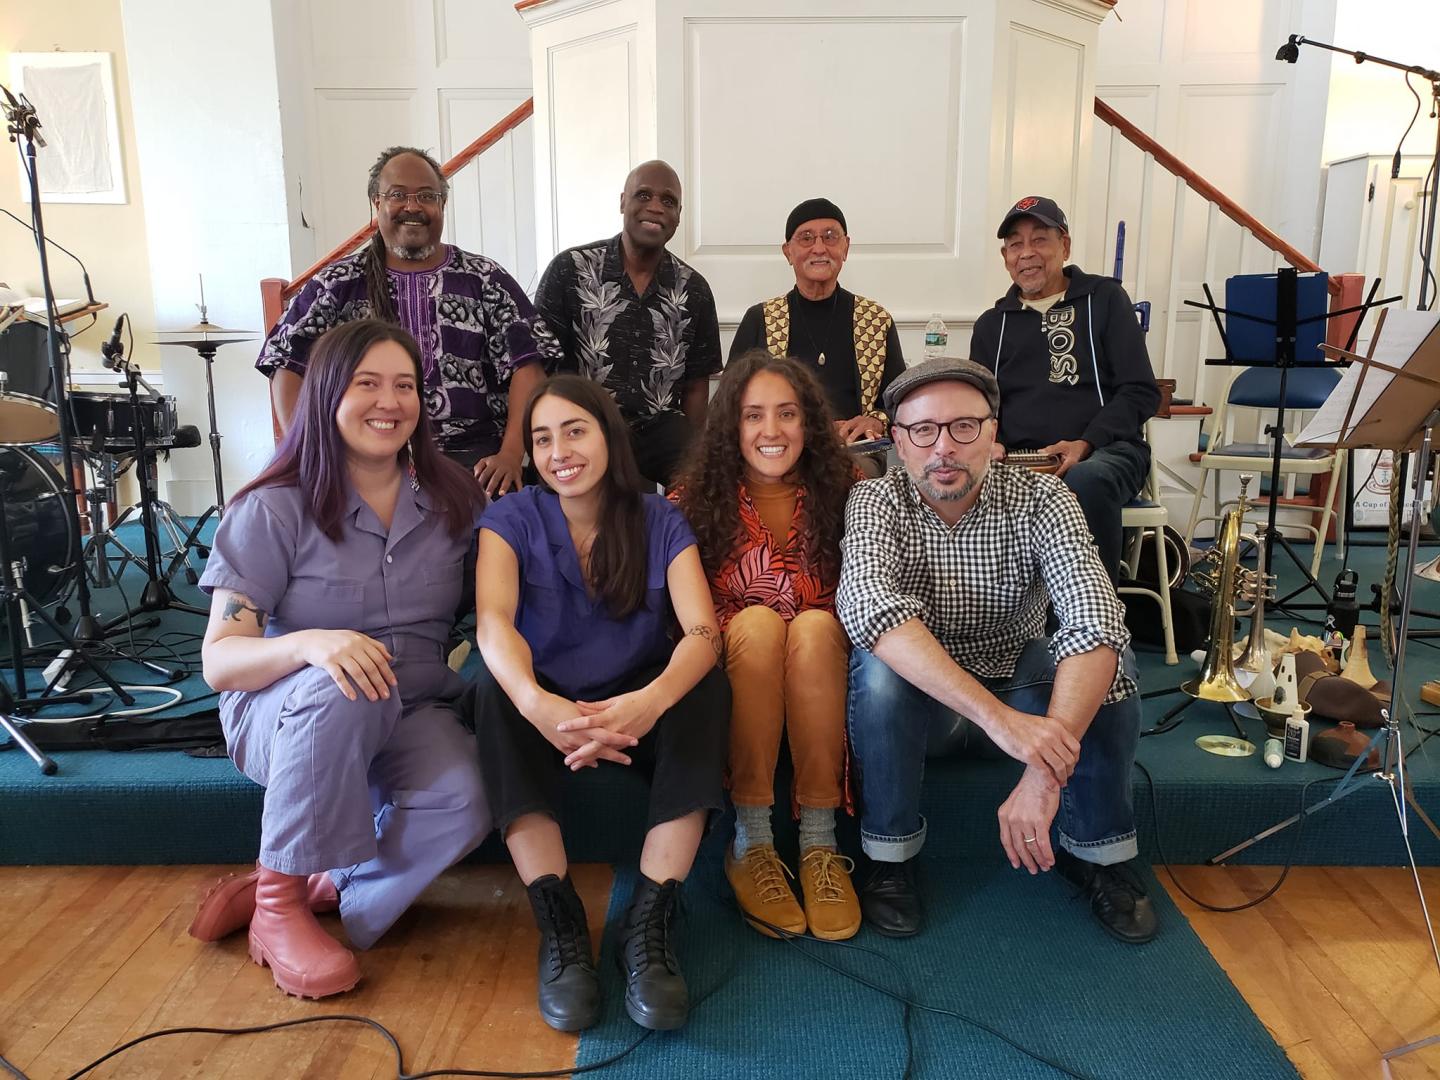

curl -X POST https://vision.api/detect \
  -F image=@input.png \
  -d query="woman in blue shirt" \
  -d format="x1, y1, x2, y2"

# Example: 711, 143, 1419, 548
473, 374, 729, 1034
191, 319, 488, 999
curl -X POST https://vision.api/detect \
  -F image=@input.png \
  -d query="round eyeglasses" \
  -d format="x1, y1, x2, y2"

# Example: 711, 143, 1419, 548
893, 416, 992, 447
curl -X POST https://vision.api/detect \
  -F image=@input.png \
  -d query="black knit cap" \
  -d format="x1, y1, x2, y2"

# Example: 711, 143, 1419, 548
785, 198, 847, 240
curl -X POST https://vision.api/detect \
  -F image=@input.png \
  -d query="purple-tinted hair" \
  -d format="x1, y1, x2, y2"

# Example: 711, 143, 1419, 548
237, 319, 482, 539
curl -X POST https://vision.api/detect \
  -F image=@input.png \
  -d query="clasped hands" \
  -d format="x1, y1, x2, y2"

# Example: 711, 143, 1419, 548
984, 706, 1080, 875
529, 687, 663, 772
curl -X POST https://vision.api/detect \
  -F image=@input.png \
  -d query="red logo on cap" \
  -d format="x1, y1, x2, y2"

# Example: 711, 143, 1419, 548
1014, 197, 1040, 212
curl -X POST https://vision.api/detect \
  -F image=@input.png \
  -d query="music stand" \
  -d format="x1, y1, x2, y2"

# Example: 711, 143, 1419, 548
1210, 308, 1440, 1075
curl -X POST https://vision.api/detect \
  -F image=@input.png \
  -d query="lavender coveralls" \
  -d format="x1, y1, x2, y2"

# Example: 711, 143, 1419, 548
199, 482, 489, 949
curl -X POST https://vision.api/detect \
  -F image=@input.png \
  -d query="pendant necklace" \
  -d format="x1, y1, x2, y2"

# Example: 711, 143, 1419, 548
794, 289, 842, 366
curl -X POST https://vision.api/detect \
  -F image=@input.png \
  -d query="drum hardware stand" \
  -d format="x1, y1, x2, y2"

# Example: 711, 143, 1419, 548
95, 320, 206, 635
155, 296, 256, 568
80, 452, 144, 589
2, 83, 134, 706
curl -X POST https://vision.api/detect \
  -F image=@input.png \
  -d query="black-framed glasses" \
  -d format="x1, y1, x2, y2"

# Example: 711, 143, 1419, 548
379, 190, 444, 205
893, 416, 992, 447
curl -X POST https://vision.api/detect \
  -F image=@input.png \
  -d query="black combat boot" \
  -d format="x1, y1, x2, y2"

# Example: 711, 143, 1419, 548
526, 874, 601, 1031
616, 876, 689, 1030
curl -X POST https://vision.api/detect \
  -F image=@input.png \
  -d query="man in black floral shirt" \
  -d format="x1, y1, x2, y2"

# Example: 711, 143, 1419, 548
534, 160, 721, 486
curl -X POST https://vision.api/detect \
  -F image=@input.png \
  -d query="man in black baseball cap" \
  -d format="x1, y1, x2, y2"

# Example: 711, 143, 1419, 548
730, 198, 906, 467
970, 195, 1159, 579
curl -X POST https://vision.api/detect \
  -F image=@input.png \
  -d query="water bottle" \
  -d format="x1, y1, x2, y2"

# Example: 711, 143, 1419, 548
923, 314, 948, 360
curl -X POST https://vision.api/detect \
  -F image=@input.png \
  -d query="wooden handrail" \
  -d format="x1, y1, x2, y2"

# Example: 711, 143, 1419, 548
1094, 98, 1338, 295
273, 97, 535, 309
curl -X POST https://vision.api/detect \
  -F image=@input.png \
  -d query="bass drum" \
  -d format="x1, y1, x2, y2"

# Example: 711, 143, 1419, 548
0, 447, 79, 611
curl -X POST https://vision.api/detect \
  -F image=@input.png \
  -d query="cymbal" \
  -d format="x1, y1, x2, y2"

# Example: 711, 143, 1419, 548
155, 318, 256, 347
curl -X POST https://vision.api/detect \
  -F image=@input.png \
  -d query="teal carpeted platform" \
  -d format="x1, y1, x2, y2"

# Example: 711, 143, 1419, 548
574, 850, 1300, 1080
4, 527, 1440, 868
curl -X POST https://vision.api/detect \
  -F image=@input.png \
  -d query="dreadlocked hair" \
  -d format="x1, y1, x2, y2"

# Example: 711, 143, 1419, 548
362, 145, 450, 327
672, 349, 857, 584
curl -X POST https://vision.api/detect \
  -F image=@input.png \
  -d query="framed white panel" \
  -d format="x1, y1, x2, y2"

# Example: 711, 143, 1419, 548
548, 29, 637, 252
434, 0, 532, 84
307, 0, 418, 85
1095, 0, 1166, 65
1181, 0, 1289, 64
1004, 25, 1084, 219
310, 90, 416, 256
9, 52, 126, 204
683, 17, 964, 255
441, 90, 538, 290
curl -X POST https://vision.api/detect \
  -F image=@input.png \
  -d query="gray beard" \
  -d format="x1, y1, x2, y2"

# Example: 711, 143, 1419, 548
390, 242, 436, 262
914, 461, 980, 503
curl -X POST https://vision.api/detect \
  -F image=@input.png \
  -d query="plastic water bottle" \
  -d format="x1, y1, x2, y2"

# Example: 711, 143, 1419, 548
923, 314, 948, 360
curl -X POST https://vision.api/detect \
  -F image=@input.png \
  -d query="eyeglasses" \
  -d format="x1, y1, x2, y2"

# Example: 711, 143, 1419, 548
790, 228, 846, 248
378, 190, 444, 205
893, 416, 992, 447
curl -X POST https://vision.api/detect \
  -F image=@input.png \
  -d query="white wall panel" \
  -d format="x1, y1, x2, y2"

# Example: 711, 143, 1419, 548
1181, 0, 1289, 64
548, 29, 637, 252
1005, 25, 1084, 218
306, 0, 418, 86
310, 90, 416, 256
684, 18, 962, 254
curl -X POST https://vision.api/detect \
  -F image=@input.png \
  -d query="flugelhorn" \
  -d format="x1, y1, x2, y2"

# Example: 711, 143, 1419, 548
1183, 476, 1257, 702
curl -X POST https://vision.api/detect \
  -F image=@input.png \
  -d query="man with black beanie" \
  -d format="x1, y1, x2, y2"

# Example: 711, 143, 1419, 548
731, 198, 905, 449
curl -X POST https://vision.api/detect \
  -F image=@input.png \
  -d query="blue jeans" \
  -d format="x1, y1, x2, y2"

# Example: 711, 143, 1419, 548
846, 639, 1141, 867
1064, 438, 1150, 580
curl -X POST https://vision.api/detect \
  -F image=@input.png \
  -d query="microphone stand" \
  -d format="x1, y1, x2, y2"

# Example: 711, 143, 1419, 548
1, 84, 133, 706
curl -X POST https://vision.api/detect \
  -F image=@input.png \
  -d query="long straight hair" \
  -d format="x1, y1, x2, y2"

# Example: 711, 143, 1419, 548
238, 319, 482, 539
523, 375, 649, 618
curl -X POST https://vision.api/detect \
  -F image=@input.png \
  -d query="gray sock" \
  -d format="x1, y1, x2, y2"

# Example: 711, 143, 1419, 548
799, 806, 837, 853
732, 804, 774, 857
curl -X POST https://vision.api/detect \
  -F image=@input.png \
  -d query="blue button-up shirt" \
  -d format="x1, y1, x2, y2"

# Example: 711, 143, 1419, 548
480, 486, 697, 701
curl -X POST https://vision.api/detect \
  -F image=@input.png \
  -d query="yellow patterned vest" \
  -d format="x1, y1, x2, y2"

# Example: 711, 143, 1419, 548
761, 292, 892, 420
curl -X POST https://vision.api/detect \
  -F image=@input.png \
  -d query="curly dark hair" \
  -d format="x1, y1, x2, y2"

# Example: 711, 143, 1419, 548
672, 349, 857, 583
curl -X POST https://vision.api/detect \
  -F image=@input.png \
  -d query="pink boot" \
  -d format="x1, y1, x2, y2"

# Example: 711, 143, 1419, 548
248, 868, 360, 999
189, 865, 339, 942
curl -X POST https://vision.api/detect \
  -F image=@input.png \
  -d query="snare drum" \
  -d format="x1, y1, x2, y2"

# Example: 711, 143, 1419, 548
0, 446, 79, 605
68, 391, 179, 452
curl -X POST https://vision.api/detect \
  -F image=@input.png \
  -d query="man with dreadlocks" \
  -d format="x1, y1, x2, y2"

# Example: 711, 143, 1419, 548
257, 146, 562, 497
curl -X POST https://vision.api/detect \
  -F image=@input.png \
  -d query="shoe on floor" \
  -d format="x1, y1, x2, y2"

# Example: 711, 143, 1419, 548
1054, 848, 1159, 944
617, 876, 689, 1030
799, 847, 860, 941
247, 868, 360, 999
189, 865, 338, 942
526, 873, 601, 1032
725, 844, 806, 939
859, 858, 922, 937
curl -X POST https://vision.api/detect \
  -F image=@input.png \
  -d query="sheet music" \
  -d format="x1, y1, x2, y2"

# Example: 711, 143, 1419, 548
1296, 310, 1440, 445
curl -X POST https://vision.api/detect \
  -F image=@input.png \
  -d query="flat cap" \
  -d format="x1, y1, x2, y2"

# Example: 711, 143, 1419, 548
883, 356, 1000, 417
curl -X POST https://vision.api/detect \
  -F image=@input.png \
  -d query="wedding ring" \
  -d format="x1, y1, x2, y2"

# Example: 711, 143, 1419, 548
1022, 836, 1037, 843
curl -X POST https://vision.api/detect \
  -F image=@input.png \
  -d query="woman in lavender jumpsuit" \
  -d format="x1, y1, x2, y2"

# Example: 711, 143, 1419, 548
187, 320, 490, 999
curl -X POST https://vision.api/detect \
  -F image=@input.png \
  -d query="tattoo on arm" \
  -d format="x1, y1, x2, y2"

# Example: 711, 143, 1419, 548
686, 624, 723, 666
221, 594, 269, 629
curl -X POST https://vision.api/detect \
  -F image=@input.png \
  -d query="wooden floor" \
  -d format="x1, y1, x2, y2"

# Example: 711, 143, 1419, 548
3, 864, 1440, 1079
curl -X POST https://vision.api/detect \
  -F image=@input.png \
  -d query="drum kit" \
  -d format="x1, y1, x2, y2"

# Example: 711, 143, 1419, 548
0, 303, 254, 763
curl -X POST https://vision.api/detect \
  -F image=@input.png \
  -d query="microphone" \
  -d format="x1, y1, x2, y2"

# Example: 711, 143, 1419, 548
100, 315, 126, 369
0, 206, 97, 305
1275, 35, 1301, 63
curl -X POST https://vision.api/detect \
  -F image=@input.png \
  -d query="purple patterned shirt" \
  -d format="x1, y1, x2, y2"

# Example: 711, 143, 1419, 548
256, 246, 563, 453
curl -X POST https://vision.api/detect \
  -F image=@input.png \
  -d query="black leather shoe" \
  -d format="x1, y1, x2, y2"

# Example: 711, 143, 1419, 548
1054, 850, 1158, 944
860, 859, 922, 937
617, 876, 689, 1030
526, 874, 601, 1031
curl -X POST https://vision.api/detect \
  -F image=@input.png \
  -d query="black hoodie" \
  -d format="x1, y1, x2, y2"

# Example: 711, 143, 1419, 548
970, 265, 1159, 451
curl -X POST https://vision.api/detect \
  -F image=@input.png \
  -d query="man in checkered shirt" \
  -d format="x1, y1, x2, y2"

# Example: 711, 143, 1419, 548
837, 356, 1155, 944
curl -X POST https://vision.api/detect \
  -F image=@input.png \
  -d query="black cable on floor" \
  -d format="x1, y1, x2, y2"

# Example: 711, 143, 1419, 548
1135, 760, 1342, 913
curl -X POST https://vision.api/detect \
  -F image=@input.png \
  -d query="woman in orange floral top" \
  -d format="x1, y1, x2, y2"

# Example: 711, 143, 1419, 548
672, 349, 860, 940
